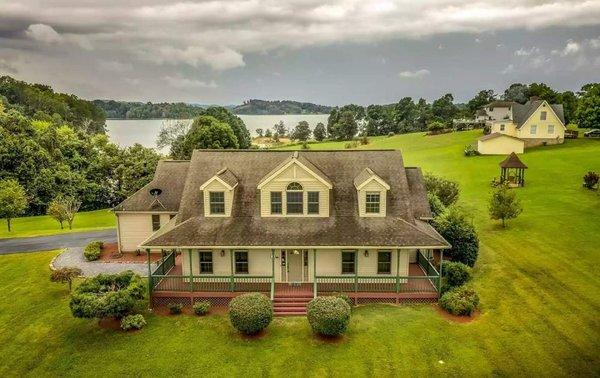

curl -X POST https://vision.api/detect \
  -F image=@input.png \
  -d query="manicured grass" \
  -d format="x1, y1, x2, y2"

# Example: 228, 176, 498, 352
0, 209, 115, 239
0, 131, 598, 376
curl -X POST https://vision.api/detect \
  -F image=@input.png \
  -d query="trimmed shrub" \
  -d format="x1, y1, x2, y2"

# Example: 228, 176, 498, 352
307, 296, 351, 337
229, 293, 273, 335
442, 261, 472, 288
193, 301, 211, 316
69, 271, 144, 319
464, 144, 479, 156
83, 240, 103, 261
583, 171, 599, 189
440, 286, 480, 316
168, 303, 183, 315
427, 121, 445, 134
433, 206, 479, 267
121, 314, 146, 331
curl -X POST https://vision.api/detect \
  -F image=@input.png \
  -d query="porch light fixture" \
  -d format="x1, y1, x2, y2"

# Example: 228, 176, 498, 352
293, 249, 300, 255
220, 250, 225, 257
364, 250, 369, 257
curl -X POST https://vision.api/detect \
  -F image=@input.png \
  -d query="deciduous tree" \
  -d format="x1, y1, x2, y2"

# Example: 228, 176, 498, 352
0, 178, 27, 232
489, 184, 523, 227
313, 122, 326, 141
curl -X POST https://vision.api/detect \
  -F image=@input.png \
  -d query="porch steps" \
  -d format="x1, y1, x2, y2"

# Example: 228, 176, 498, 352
273, 294, 312, 316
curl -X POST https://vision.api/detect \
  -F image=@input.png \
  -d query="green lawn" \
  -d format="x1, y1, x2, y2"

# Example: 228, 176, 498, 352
0, 209, 115, 239
0, 131, 599, 376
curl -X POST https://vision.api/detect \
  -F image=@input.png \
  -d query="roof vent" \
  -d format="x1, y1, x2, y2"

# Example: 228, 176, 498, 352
149, 188, 162, 197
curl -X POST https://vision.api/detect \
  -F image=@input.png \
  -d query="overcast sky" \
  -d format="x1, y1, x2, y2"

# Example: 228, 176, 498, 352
1, 1, 599, 105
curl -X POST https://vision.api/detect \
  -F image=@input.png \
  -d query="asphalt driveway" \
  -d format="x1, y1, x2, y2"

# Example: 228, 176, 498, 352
0, 229, 117, 254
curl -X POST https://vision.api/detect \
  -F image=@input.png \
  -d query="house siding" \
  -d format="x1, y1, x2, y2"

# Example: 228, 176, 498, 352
490, 121, 518, 136
202, 180, 234, 217
478, 136, 525, 155
180, 248, 413, 282
516, 102, 565, 142
260, 163, 330, 217
358, 180, 388, 217
117, 213, 173, 252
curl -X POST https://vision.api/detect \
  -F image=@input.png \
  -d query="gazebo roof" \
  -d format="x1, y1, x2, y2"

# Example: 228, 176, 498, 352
499, 152, 528, 169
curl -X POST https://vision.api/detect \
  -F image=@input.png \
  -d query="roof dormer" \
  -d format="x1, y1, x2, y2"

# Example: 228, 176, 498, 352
354, 168, 390, 217
200, 168, 237, 217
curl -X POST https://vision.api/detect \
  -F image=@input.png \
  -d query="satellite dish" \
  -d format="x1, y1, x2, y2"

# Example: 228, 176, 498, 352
149, 188, 162, 197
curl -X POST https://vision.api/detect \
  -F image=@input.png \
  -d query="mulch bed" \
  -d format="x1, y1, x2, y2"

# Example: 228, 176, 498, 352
152, 305, 229, 317
97, 243, 162, 263
434, 304, 479, 323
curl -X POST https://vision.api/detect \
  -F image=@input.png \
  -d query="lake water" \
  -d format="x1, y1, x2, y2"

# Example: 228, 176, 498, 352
105, 114, 329, 153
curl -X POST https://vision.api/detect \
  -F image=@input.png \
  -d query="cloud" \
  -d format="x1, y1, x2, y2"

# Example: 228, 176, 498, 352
99, 61, 132, 72
399, 69, 430, 79
0, 59, 18, 74
553, 40, 581, 56
514, 47, 540, 56
163, 75, 218, 89
148, 46, 245, 71
25, 24, 62, 43
501, 64, 515, 75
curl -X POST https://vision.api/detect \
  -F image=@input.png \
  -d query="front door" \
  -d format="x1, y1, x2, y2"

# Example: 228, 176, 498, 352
287, 250, 303, 282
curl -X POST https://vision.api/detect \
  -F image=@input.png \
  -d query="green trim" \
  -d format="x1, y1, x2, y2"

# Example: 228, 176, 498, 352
146, 248, 152, 308
313, 249, 317, 298
229, 249, 234, 291
270, 249, 275, 300
188, 249, 193, 292
395, 249, 400, 293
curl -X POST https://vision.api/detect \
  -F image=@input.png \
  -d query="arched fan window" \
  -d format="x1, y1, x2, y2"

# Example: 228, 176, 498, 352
286, 182, 303, 213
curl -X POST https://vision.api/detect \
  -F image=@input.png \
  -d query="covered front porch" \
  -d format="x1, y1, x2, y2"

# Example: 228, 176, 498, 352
147, 247, 443, 306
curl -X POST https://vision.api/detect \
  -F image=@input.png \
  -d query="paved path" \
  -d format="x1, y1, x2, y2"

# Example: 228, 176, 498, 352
52, 246, 148, 277
0, 229, 117, 254
0, 228, 147, 277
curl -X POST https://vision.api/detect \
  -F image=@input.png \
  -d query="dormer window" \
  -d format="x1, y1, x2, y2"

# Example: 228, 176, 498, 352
365, 192, 381, 214
286, 182, 303, 214
209, 192, 225, 214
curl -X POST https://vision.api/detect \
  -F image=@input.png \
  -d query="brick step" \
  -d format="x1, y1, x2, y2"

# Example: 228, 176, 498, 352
275, 311, 307, 317
274, 301, 307, 307
274, 305, 307, 312
273, 297, 312, 303
273, 293, 313, 299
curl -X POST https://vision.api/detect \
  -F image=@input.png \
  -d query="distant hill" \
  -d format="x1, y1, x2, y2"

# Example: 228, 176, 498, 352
93, 100, 207, 119
233, 99, 332, 115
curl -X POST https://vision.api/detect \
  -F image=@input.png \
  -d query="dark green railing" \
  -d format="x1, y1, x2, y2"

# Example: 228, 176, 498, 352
152, 251, 176, 276
315, 275, 439, 294
151, 274, 273, 293
417, 251, 439, 277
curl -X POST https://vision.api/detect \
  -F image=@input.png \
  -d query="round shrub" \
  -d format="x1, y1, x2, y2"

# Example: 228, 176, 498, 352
442, 261, 472, 288
193, 301, 211, 316
440, 286, 480, 316
307, 296, 351, 337
83, 240, 103, 261
167, 303, 183, 315
229, 293, 273, 335
433, 206, 479, 267
121, 314, 146, 331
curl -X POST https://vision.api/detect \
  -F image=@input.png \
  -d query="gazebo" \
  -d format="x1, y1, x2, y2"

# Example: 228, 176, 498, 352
499, 152, 528, 187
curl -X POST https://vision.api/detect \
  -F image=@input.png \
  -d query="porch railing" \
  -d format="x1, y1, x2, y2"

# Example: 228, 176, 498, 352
314, 275, 439, 294
150, 274, 273, 293
417, 251, 439, 277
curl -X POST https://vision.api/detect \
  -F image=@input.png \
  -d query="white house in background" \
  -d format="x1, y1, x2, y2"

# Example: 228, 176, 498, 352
476, 98, 566, 155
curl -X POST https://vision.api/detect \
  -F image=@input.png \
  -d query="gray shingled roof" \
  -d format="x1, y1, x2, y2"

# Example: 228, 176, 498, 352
216, 168, 238, 188
484, 101, 515, 108
113, 161, 189, 212
512, 100, 565, 128
140, 150, 447, 248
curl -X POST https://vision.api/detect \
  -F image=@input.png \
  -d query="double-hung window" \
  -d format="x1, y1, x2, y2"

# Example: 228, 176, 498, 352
270, 192, 282, 214
341, 251, 356, 274
530, 125, 537, 135
199, 251, 213, 274
151, 214, 161, 231
500, 124, 505, 131
377, 251, 392, 274
209, 191, 225, 214
286, 182, 303, 214
548, 125, 554, 134
540, 111, 547, 120
307, 191, 319, 214
235, 251, 249, 274
365, 192, 380, 214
